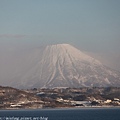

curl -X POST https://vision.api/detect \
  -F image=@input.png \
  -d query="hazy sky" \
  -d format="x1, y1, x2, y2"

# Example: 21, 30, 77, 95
0, 0, 120, 71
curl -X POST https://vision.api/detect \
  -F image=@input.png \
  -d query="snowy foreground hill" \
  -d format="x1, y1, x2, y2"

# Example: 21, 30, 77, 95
6, 44, 120, 88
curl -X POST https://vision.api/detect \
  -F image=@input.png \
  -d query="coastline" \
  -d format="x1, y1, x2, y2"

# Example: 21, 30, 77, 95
0, 105, 120, 111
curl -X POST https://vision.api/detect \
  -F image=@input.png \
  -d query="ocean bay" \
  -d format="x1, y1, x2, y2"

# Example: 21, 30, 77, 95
0, 108, 120, 120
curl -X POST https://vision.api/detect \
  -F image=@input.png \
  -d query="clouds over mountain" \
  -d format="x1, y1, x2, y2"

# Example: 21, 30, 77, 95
0, 34, 27, 38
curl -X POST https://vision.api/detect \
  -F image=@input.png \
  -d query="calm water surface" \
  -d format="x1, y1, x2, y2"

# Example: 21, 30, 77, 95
0, 108, 120, 120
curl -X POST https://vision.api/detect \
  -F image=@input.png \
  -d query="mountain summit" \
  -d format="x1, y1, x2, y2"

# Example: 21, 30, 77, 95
10, 44, 120, 88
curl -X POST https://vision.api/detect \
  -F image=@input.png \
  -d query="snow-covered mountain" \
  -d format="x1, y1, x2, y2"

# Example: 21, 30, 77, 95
10, 44, 120, 88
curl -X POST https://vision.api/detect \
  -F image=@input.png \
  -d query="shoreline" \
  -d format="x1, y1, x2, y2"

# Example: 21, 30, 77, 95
1, 106, 120, 111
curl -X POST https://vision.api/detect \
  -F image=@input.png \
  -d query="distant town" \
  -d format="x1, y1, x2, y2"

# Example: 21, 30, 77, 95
0, 86, 120, 109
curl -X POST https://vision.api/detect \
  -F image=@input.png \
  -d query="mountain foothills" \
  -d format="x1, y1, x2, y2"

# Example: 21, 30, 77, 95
0, 86, 120, 109
0, 86, 43, 109
7, 44, 120, 89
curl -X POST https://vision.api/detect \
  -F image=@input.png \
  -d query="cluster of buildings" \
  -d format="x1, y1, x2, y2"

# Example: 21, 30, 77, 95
0, 86, 120, 109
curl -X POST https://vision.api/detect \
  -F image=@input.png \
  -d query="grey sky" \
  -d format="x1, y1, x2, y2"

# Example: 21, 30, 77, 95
0, 0, 120, 71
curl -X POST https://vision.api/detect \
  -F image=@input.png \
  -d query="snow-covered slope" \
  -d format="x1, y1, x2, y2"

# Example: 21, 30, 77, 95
10, 44, 120, 88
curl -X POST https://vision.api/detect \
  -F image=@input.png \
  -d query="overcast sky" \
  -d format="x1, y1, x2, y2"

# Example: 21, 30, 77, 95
0, 0, 120, 71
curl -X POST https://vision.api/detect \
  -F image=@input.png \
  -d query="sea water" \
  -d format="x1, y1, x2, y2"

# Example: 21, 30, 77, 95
0, 108, 120, 120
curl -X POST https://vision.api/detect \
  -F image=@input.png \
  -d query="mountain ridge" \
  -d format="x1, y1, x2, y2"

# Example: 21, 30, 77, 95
8, 44, 120, 89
